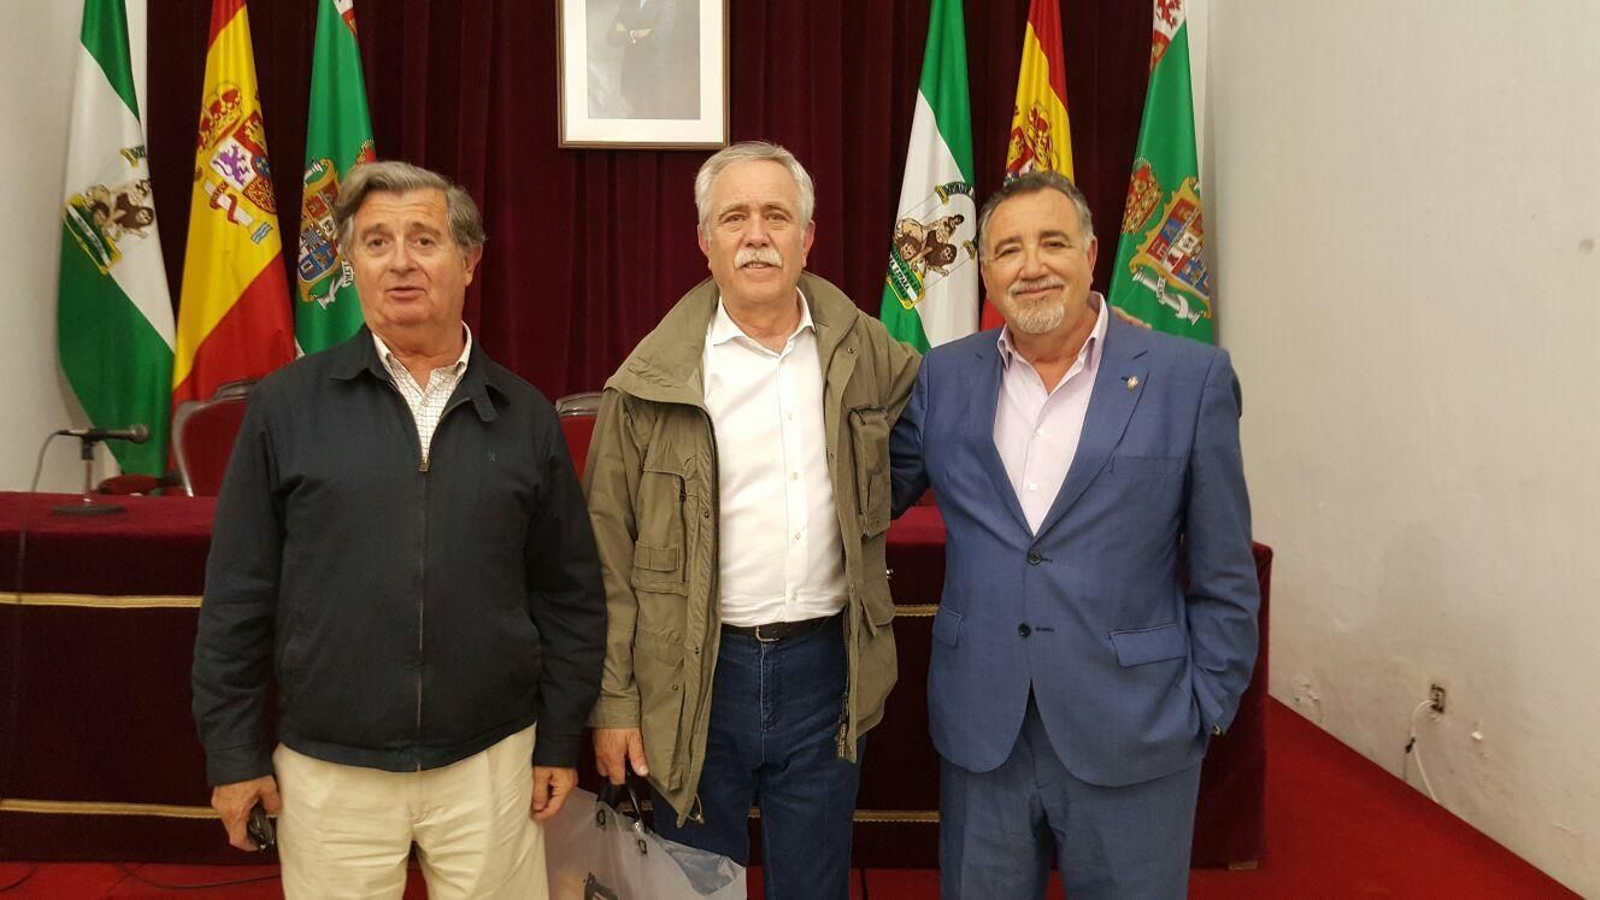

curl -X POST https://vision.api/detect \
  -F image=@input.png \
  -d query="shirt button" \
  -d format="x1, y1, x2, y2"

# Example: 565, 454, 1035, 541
790, 472, 799, 481
1027, 550, 1043, 565
1027, 483, 1038, 491
1018, 623, 1032, 637
1035, 428, 1045, 437
794, 531, 802, 541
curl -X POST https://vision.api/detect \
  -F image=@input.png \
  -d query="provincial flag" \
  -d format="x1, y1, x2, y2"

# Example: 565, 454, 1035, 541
57, 0, 175, 477
173, 0, 295, 408
296, 0, 376, 355
1108, 0, 1215, 342
879, 0, 978, 352
983, 0, 1076, 330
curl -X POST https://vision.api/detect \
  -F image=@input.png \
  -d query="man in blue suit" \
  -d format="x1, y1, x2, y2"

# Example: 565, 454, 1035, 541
890, 171, 1259, 899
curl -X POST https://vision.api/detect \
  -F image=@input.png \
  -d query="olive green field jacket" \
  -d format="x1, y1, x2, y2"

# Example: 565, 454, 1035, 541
583, 272, 920, 825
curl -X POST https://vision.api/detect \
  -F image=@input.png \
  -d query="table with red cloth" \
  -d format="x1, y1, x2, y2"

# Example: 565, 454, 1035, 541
0, 491, 1270, 867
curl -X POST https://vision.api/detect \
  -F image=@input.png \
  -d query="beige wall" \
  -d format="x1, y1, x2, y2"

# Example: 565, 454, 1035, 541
1207, 1, 1599, 895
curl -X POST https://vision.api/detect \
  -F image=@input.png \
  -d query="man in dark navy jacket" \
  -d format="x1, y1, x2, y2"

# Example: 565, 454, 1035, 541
891, 171, 1259, 899
192, 161, 605, 899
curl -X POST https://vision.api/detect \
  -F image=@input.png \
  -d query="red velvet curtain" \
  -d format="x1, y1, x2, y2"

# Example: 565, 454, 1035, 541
147, 1, 1151, 398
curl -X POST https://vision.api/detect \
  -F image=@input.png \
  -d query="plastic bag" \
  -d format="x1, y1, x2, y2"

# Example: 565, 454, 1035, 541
545, 784, 746, 900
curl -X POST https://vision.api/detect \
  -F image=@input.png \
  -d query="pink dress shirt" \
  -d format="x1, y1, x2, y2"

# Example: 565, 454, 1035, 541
992, 293, 1110, 534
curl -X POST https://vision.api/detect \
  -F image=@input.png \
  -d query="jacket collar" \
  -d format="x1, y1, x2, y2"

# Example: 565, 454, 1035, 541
328, 325, 505, 423
970, 311, 1154, 537
606, 271, 861, 406
1035, 314, 1152, 535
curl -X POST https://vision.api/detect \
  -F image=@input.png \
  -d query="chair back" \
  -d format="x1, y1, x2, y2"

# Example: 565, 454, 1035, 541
554, 391, 602, 480
172, 380, 257, 497
560, 414, 598, 481
555, 391, 602, 417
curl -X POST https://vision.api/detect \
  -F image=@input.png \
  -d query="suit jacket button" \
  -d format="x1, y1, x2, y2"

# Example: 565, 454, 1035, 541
1026, 550, 1043, 565
1018, 623, 1032, 637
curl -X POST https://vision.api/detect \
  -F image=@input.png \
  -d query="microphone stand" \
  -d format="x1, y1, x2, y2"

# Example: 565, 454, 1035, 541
51, 436, 125, 516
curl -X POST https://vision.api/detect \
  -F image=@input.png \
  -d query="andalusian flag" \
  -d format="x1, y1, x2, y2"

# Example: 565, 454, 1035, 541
983, 0, 1075, 329
57, 0, 175, 477
879, 0, 977, 352
1108, 0, 1214, 342
173, 0, 295, 408
296, 0, 376, 355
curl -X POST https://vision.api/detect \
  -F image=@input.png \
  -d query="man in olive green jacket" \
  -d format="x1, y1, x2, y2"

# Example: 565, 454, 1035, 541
584, 142, 918, 900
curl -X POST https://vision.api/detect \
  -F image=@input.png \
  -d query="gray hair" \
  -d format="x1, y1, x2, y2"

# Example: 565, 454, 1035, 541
694, 141, 816, 227
334, 160, 487, 251
976, 171, 1095, 262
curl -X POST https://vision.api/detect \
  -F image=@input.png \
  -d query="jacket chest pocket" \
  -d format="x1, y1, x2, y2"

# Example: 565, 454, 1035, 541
1110, 455, 1183, 478
632, 455, 694, 595
848, 407, 891, 536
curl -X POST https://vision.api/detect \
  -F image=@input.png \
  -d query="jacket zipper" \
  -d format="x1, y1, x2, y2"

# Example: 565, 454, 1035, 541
416, 451, 427, 769
393, 377, 474, 771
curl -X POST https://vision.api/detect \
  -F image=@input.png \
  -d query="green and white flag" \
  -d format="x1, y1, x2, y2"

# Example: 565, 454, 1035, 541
57, 0, 175, 477
879, 0, 978, 352
295, 0, 376, 355
1108, 0, 1214, 342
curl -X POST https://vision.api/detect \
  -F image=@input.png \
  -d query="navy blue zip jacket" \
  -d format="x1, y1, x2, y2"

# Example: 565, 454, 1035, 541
192, 329, 606, 786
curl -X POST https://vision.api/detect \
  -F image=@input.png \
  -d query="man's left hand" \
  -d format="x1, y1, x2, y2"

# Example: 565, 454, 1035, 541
531, 766, 577, 822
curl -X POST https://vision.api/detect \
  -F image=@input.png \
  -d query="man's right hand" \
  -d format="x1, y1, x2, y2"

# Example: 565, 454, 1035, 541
211, 775, 280, 851
592, 728, 649, 785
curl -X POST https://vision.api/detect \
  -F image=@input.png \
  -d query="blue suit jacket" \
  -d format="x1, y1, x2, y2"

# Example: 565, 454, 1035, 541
890, 317, 1260, 787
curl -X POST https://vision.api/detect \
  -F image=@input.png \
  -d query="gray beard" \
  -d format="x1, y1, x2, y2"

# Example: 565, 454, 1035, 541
1007, 298, 1066, 335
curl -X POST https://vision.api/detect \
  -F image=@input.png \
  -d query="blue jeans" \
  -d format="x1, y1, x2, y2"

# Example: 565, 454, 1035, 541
652, 614, 862, 900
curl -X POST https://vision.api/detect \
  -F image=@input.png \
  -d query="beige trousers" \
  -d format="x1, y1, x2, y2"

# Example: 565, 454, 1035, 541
273, 725, 546, 900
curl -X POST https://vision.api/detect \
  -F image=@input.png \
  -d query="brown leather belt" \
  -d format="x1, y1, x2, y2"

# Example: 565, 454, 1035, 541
720, 613, 837, 643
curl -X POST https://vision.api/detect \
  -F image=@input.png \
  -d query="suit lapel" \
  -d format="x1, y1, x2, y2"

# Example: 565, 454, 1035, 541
1035, 318, 1150, 537
971, 340, 1033, 534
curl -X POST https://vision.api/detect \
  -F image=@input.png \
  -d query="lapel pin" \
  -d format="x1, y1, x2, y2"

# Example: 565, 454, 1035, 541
1126, 376, 1140, 390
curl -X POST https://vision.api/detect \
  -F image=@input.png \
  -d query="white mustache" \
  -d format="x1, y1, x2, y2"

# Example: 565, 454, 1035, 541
1010, 277, 1065, 297
735, 247, 784, 268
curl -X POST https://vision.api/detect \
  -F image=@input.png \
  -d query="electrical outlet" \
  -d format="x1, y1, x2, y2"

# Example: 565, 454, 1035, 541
1429, 684, 1447, 715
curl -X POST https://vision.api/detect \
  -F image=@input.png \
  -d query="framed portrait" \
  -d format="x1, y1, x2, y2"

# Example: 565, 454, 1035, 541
558, 0, 729, 149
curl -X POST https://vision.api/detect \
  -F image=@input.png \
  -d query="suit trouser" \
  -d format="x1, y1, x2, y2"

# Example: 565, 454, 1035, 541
651, 614, 862, 900
940, 695, 1202, 900
272, 724, 547, 900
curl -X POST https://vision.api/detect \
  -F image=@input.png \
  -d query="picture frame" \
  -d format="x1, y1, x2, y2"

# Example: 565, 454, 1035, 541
557, 0, 729, 149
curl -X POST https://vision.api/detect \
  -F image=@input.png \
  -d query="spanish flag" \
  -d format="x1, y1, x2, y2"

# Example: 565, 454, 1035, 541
982, 0, 1075, 330
173, 0, 294, 408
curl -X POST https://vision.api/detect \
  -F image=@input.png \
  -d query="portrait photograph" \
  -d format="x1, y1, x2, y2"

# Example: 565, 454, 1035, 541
559, 0, 728, 148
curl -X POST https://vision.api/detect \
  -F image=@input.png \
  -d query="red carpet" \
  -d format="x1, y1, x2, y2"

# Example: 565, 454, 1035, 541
0, 700, 1576, 898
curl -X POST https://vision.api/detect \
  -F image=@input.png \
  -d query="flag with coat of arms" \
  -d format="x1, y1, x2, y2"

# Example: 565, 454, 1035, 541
57, 0, 175, 477
1108, 0, 1215, 342
295, 0, 376, 355
879, 0, 978, 352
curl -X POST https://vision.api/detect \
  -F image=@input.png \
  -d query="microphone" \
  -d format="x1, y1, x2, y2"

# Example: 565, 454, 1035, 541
56, 424, 151, 444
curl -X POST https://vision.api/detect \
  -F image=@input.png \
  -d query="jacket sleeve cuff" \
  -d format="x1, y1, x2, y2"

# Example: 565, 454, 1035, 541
587, 694, 641, 728
205, 743, 274, 787
532, 731, 582, 768
1193, 670, 1238, 736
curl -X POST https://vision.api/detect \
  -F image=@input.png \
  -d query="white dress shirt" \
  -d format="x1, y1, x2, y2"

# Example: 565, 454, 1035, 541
373, 325, 472, 465
703, 293, 847, 627
993, 293, 1109, 533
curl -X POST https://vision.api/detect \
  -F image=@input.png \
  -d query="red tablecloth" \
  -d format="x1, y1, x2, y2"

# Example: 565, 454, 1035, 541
0, 493, 1268, 867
